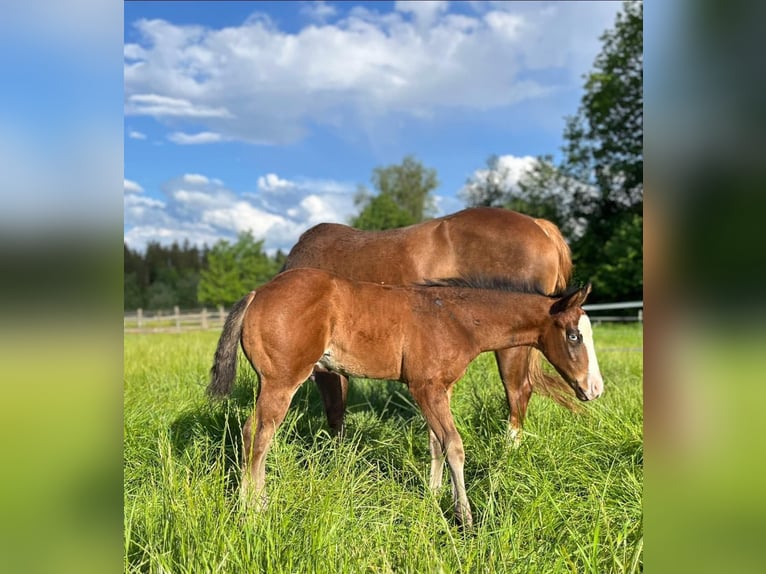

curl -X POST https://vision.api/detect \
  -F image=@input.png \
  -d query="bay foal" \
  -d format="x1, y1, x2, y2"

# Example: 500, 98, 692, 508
209, 269, 603, 527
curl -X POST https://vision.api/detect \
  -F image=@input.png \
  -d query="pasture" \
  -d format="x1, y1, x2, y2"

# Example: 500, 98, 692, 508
124, 324, 642, 573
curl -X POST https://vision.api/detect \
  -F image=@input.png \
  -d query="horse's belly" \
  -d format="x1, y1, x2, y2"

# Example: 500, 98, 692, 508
316, 347, 400, 380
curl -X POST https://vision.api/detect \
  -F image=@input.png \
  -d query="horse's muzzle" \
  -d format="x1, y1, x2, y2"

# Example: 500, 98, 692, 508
574, 385, 591, 402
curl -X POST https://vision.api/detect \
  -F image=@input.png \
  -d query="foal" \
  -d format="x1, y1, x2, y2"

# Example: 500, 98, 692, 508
209, 268, 603, 527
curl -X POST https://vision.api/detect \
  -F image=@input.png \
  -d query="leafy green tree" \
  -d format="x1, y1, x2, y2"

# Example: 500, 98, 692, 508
146, 281, 177, 310
589, 212, 643, 301
124, 271, 144, 310
469, 2, 642, 301
351, 192, 417, 230
459, 154, 575, 236
512, 155, 570, 229
175, 270, 201, 308
562, 1, 643, 299
352, 155, 439, 229
197, 232, 280, 307
272, 249, 288, 272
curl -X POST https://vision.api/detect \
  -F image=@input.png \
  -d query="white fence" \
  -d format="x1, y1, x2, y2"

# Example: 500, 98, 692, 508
583, 301, 643, 324
124, 301, 643, 333
124, 306, 227, 333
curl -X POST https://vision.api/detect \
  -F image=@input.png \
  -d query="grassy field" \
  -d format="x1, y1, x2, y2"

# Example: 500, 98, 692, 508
124, 324, 642, 573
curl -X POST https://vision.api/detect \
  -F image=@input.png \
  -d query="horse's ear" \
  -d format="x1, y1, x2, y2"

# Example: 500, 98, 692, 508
550, 283, 592, 315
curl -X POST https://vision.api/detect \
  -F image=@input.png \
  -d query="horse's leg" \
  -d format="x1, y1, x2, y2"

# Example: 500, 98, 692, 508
411, 384, 472, 527
240, 379, 298, 511
314, 369, 348, 437
428, 428, 445, 490
495, 347, 533, 447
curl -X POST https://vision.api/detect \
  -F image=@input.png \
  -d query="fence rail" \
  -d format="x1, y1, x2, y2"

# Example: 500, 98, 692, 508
124, 300, 643, 333
583, 301, 643, 323
124, 305, 227, 333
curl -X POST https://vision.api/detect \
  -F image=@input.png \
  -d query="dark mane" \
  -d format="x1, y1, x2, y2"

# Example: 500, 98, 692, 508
418, 275, 578, 298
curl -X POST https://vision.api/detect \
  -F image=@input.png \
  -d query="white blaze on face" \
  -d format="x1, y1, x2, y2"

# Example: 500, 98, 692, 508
578, 314, 604, 399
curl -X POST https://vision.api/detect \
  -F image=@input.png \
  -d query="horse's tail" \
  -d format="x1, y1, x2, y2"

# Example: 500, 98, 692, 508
532, 217, 572, 293
527, 348, 583, 413
529, 218, 577, 410
207, 290, 257, 398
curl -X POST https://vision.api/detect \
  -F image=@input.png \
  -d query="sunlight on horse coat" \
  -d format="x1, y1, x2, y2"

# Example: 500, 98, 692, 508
209, 268, 603, 527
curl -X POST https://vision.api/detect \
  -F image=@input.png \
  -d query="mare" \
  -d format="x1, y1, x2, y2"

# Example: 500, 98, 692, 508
281, 207, 574, 443
208, 268, 604, 527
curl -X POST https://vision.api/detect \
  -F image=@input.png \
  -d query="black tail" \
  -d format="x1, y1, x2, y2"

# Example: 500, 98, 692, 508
207, 291, 256, 398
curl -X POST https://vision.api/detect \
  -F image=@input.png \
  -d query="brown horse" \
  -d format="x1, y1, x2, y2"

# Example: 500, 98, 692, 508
281, 207, 574, 443
209, 268, 603, 527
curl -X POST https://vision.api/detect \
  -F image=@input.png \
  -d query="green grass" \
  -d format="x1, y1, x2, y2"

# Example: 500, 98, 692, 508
124, 323, 643, 573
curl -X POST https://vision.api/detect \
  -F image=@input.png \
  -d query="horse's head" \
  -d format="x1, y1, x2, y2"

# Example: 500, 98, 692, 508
541, 283, 604, 401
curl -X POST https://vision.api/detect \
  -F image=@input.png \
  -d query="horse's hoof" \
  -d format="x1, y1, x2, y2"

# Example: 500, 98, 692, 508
239, 490, 268, 513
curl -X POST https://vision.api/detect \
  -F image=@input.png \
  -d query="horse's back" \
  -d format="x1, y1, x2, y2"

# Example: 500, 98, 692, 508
440, 208, 569, 291
282, 208, 570, 293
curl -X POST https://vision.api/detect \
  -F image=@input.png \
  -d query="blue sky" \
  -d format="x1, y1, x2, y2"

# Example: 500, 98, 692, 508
124, 1, 623, 254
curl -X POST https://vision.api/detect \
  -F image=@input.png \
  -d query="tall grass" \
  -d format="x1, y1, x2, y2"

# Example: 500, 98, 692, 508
124, 324, 642, 573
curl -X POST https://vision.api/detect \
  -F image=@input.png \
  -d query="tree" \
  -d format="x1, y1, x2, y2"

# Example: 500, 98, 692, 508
124, 271, 144, 310
590, 212, 642, 301
197, 232, 280, 307
351, 192, 417, 230
145, 281, 176, 310
352, 155, 439, 229
123, 240, 206, 310
481, 2, 643, 301
459, 154, 513, 208
561, 1, 643, 299
459, 154, 576, 236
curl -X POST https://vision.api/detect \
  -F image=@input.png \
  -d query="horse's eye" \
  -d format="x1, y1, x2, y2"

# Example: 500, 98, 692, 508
568, 332, 580, 343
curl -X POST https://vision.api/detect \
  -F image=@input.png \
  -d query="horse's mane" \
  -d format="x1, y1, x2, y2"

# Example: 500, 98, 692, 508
418, 276, 577, 298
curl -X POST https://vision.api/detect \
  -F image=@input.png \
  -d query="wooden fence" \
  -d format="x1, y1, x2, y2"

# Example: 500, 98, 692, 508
124, 306, 227, 334
124, 301, 643, 334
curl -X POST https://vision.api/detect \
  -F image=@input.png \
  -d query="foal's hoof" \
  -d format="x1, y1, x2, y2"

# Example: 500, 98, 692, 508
508, 427, 523, 449
455, 503, 474, 530
239, 489, 268, 514
457, 511, 474, 531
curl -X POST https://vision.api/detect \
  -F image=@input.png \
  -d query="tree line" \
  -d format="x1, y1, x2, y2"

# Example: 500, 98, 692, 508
124, 237, 286, 311
124, 1, 641, 309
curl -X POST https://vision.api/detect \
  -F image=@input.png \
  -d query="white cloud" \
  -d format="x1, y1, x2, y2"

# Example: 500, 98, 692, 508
182, 173, 209, 185
125, 94, 234, 119
395, 1, 448, 27
484, 11, 524, 40
167, 131, 225, 145
124, 178, 144, 194
128, 130, 146, 140
124, 194, 164, 209
202, 201, 288, 234
257, 173, 296, 193
123, 170, 358, 253
124, 43, 145, 61
300, 1, 337, 22
124, 223, 222, 250
123, 3, 621, 145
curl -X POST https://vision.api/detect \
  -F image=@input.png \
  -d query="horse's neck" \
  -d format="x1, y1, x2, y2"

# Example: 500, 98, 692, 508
465, 292, 549, 351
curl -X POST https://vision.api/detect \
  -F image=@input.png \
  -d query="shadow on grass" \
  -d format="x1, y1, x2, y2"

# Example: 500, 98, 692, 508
169, 374, 426, 480
167, 373, 540, 530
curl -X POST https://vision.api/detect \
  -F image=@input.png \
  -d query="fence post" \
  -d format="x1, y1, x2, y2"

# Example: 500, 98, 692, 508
218, 305, 225, 327
174, 306, 180, 332
201, 307, 208, 329
137, 308, 143, 329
